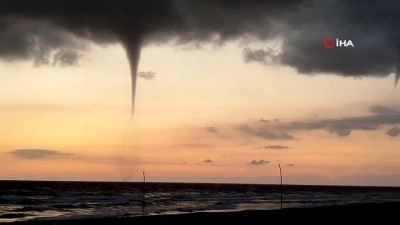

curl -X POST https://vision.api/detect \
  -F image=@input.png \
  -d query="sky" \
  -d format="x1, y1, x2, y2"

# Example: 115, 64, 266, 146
0, 0, 400, 186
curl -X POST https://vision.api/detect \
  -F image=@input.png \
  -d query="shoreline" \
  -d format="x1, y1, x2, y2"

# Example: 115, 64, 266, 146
6, 202, 400, 224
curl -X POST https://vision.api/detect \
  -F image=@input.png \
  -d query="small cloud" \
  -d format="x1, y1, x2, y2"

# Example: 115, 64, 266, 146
243, 47, 280, 65
11, 149, 72, 159
286, 164, 295, 167
138, 71, 156, 80
249, 159, 270, 166
203, 159, 213, 163
331, 129, 352, 137
53, 50, 81, 66
205, 126, 218, 134
386, 127, 400, 137
258, 145, 289, 150
260, 119, 270, 123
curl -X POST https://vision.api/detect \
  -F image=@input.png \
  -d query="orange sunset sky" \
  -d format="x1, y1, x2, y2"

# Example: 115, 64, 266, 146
1, 40, 399, 186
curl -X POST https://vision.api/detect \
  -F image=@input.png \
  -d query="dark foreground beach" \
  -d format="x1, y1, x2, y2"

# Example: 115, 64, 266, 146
6, 202, 400, 225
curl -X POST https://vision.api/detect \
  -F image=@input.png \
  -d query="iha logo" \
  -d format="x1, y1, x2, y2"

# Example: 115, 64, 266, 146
323, 37, 354, 48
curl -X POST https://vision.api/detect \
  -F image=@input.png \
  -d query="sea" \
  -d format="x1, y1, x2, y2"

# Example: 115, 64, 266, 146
1, 181, 400, 223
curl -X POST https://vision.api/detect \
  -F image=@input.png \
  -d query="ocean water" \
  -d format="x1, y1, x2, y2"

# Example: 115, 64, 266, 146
0, 181, 399, 223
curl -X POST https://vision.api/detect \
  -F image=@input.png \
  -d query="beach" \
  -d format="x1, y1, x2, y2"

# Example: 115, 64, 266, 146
6, 202, 399, 224
2, 181, 400, 224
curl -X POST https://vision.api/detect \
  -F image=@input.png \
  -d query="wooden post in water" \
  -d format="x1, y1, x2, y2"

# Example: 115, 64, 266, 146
142, 170, 145, 216
279, 164, 283, 210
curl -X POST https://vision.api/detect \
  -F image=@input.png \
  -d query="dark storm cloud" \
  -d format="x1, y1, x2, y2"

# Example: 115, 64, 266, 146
258, 145, 289, 150
386, 127, 400, 137
245, 0, 400, 86
0, 0, 302, 114
0, 18, 85, 65
138, 71, 156, 80
1, 0, 400, 114
241, 106, 400, 139
205, 126, 218, 134
10, 149, 72, 159
249, 159, 270, 166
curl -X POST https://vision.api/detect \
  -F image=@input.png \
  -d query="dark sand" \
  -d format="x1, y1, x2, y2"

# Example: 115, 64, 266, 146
8, 202, 400, 224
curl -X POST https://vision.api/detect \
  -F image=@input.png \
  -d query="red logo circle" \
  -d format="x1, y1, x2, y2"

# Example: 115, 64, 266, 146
324, 37, 335, 49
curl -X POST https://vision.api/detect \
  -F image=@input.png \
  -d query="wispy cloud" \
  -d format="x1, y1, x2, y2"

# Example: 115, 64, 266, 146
10, 149, 73, 159
249, 159, 270, 166
179, 143, 213, 148
238, 124, 294, 140
257, 145, 289, 150
240, 106, 400, 139
282, 106, 400, 137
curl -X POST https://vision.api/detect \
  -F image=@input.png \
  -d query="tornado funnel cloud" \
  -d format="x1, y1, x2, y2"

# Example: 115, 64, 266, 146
122, 37, 142, 115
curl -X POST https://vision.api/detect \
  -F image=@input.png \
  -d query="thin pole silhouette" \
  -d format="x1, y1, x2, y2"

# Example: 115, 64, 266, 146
142, 170, 145, 216
279, 164, 283, 210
